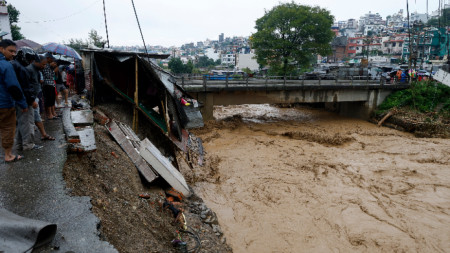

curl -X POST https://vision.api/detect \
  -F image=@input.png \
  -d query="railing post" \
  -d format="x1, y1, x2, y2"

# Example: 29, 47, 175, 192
351, 76, 353, 85
182, 76, 185, 87
283, 75, 286, 87
246, 76, 249, 87
265, 75, 268, 88
302, 75, 304, 86
226, 73, 229, 88
203, 75, 207, 91
335, 75, 338, 84
318, 76, 321, 85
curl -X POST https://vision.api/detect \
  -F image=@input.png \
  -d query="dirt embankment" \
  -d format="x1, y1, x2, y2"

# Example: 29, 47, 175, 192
63, 104, 232, 253
373, 108, 450, 138
189, 105, 450, 253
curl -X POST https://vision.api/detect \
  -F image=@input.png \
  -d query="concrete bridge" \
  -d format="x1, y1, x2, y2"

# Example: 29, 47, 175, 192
179, 77, 409, 120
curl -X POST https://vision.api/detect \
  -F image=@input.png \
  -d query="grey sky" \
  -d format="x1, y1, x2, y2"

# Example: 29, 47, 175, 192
12, 0, 440, 47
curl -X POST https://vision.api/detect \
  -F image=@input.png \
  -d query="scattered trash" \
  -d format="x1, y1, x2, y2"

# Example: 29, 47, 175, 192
111, 151, 119, 158
139, 193, 150, 199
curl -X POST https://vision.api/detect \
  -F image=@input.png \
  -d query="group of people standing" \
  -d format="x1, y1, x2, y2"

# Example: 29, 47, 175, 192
0, 39, 72, 162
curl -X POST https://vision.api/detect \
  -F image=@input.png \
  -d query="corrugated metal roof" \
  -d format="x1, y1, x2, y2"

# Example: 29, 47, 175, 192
81, 49, 170, 59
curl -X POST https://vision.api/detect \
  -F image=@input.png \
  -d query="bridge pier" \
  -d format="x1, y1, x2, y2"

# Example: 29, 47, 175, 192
196, 93, 214, 121
335, 89, 392, 119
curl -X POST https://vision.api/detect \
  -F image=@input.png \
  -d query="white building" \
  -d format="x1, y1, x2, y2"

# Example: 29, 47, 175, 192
236, 52, 259, 71
205, 48, 220, 61
221, 53, 235, 66
0, 4, 12, 40
410, 12, 429, 24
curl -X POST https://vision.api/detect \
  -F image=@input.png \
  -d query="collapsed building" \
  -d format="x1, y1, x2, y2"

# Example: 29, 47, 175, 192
80, 49, 204, 193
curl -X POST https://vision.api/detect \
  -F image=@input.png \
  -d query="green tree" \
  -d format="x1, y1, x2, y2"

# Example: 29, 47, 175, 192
168, 58, 185, 74
87, 29, 106, 48
65, 38, 88, 53
184, 60, 194, 74
196, 56, 216, 68
64, 29, 105, 53
7, 4, 25, 40
250, 2, 334, 76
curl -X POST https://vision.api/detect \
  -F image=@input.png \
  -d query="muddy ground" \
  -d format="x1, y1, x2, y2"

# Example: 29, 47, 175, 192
188, 104, 450, 253
63, 103, 232, 253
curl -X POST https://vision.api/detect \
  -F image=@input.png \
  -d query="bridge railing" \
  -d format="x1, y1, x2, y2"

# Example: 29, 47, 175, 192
174, 74, 393, 88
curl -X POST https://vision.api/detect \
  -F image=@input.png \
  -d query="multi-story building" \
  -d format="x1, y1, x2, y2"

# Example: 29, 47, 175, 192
221, 53, 235, 66
382, 34, 407, 55
403, 28, 450, 62
359, 11, 385, 31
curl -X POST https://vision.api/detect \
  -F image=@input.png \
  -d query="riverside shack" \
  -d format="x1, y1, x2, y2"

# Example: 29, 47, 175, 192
81, 49, 204, 154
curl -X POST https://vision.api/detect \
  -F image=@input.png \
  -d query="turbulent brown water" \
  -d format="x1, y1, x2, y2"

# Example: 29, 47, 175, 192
190, 104, 450, 253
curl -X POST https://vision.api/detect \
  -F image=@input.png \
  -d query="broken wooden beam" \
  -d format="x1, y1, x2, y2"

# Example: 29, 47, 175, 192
140, 138, 191, 197
378, 109, 397, 127
107, 121, 158, 183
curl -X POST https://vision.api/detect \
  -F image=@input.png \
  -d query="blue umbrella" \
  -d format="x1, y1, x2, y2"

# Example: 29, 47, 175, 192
41, 42, 82, 60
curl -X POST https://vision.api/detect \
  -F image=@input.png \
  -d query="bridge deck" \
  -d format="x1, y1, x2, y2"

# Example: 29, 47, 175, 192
181, 79, 409, 92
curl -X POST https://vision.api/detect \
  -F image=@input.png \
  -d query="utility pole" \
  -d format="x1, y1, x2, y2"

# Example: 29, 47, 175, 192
407, 0, 412, 71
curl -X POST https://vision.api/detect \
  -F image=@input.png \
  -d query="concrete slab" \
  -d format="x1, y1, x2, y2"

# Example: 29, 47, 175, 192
62, 108, 80, 142
107, 121, 158, 183
140, 138, 191, 197
71, 110, 94, 126
78, 127, 97, 152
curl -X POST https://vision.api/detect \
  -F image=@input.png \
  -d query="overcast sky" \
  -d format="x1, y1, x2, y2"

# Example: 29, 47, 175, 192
12, 0, 441, 47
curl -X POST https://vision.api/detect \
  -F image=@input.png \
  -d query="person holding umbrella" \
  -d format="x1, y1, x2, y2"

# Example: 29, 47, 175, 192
41, 52, 58, 120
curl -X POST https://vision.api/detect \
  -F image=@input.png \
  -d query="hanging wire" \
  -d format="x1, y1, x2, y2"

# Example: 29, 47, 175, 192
102, 0, 110, 48
130, 0, 151, 62
22, 0, 100, 24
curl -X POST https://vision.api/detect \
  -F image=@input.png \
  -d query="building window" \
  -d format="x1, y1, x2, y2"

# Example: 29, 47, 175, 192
399, 43, 402, 47
393, 42, 396, 47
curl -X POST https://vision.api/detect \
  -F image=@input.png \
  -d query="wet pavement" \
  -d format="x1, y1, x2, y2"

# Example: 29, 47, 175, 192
0, 117, 116, 252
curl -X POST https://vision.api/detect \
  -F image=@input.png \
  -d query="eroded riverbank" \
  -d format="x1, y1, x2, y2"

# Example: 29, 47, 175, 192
189, 105, 450, 253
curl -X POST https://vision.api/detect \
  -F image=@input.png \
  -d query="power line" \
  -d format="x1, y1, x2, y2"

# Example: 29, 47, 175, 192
130, 0, 150, 60
103, 0, 110, 48
21, 0, 101, 24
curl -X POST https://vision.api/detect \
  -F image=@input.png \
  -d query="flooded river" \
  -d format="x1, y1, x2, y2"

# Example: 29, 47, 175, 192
190, 104, 450, 253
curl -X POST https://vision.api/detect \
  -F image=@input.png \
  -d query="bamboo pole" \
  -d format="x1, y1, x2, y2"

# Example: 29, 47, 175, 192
133, 56, 139, 132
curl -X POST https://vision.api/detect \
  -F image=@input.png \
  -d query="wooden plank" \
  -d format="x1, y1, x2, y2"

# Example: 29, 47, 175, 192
62, 108, 80, 140
71, 110, 94, 126
107, 121, 158, 183
140, 138, 191, 196
77, 127, 97, 152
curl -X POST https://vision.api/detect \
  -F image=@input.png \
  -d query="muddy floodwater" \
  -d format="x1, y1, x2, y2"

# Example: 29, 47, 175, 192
191, 104, 450, 253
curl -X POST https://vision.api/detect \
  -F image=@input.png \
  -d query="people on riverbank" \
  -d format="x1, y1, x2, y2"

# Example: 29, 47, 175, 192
11, 47, 42, 151
27, 54, 55, 141
41, 52, 59, 120
0, 40, 28, 162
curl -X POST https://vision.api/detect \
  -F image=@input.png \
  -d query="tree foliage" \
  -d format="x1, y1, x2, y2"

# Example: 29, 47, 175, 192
87, 29, 106, 48
377, 81, 450, 114
65, 29, 106, 53
195, 56, 217, 68
250, 2, 334, 75
168, 58, 193, 74
7, 4, 25, 40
